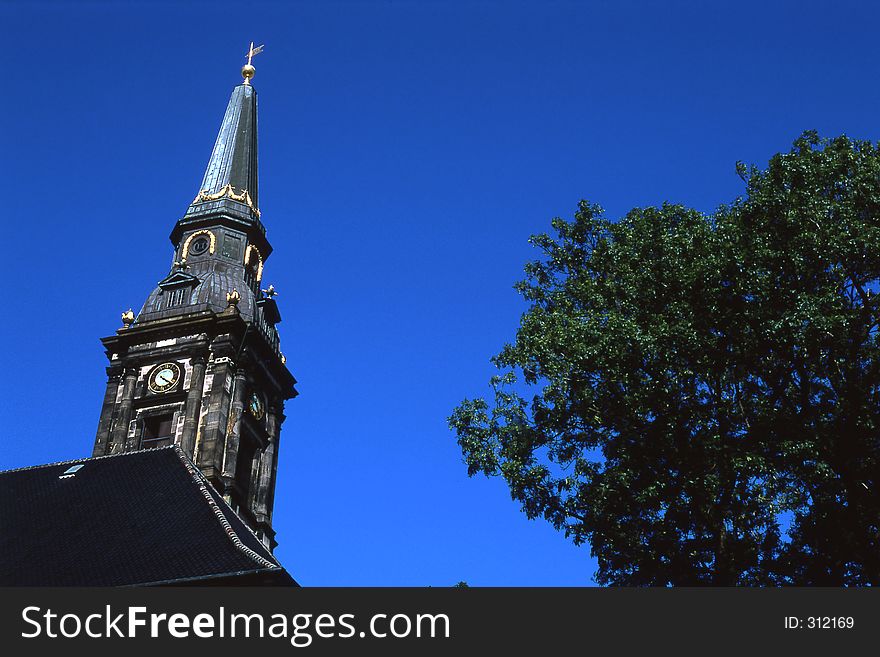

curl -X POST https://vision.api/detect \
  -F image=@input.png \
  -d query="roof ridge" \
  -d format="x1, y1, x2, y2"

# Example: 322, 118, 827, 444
128, 566, 283, 588
0, 444, 180, 476
172, 447, 280, 571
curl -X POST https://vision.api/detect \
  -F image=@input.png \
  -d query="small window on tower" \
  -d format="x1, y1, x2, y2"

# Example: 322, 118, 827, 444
244, 261, 257, 290
164, 287, 189, 308
222, 234, 242, 261
141, 414, 175, 450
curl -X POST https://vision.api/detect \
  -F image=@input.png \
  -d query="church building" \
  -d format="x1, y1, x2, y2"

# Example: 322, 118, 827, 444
0, 48, 298, 586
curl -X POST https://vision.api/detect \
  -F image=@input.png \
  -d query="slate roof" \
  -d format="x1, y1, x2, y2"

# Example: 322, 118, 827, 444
137, 262, 261, 323
0, 446, 296, 586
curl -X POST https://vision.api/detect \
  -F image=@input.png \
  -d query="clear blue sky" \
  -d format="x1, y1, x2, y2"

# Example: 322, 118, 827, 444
2, 0, 879, 586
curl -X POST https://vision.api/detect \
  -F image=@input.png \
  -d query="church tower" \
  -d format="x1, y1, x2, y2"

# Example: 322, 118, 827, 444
92, 48, 296, 551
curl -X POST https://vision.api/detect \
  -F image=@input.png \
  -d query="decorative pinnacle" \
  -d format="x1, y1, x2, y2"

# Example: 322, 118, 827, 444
121, 309, 135, 329
226, 289, 241, 306
242, 41, 264, 85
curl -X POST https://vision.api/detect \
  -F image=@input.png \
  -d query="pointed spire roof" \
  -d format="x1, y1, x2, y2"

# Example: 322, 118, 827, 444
172, 48, 272, 254
188, 83, 259, 217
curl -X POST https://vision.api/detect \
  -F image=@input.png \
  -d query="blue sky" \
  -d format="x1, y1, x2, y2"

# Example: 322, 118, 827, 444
2, 0, 879, 586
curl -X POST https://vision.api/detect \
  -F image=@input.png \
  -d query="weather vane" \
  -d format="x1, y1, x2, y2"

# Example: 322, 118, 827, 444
242, 41, 265, 85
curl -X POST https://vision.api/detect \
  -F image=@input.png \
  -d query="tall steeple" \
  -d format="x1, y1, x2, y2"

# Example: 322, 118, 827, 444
92, 47, 296, 551
188, 83, 260, 219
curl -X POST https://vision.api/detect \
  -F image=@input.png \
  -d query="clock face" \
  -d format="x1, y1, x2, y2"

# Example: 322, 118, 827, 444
148, 362, 181, 393
248, 391, 265, 420
190, 236, 210, 256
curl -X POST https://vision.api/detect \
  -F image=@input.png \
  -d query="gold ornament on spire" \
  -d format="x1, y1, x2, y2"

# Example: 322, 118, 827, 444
242, 41, 264, 84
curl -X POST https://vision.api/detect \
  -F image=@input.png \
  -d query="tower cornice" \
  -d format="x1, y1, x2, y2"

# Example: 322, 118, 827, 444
100, 310, 297, 400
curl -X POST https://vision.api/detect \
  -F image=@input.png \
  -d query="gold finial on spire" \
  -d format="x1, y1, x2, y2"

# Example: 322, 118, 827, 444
242, 41, 264, 84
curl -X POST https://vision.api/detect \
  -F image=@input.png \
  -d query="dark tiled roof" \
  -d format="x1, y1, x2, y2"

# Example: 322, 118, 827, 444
0, 446, 295, 586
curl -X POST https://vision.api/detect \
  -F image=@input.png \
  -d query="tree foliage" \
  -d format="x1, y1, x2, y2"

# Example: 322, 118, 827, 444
449, 133, 880, 585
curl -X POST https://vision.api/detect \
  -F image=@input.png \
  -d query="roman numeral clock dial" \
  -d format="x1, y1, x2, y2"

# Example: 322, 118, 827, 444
147, 362, 181, 393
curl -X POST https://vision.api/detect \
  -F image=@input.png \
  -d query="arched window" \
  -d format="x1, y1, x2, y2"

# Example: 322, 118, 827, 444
244, 244, 263, 281
244, 244, 263, 293
181, 229, 217, 259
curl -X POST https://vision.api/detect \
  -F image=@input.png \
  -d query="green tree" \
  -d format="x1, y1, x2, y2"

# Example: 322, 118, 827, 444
449, 133, 880, 585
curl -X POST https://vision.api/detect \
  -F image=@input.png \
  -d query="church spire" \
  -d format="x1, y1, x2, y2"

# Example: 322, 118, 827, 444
94, 49, 296, 552
189, 82, 260, 217
187, 44, 265, 219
